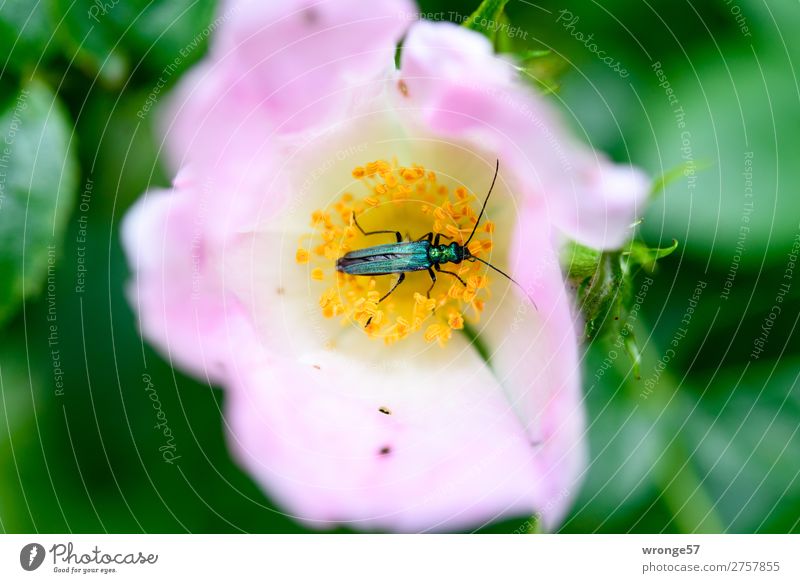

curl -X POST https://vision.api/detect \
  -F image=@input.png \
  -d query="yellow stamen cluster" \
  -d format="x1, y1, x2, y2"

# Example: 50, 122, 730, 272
298, 159, 495, 347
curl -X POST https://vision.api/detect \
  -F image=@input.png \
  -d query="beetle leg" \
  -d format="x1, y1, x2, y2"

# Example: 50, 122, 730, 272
415, 232, 433, 243
352, 212, 402, 242
435, 263, 467, 287
425, 268, 437, 299
433, 233, 453, 247
365, 273, 405, 327
378, 273, 405, 304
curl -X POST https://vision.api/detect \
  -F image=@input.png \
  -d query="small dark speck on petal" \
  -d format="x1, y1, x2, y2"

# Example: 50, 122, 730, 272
379, 446, 392, 456
398, 80, 409, 97
313, 364, 321, 370
378, 406, 391, 415
276, 287, 285, 295
303, 7, 319, 25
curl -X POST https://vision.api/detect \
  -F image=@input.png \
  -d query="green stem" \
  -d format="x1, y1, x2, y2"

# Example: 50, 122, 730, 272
622, 329, 726, 533
654, 428, 726, 533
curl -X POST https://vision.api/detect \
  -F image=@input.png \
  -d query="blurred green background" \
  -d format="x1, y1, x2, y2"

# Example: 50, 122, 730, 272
0, 0, 798, 533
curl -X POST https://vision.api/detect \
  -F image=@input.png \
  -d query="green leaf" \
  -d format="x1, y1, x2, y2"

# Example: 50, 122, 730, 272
106, 0, 218, 77
516, 49, 553, 61
47, 0, 218, 88
0, 79, 79, 325
0, 0, 56, 74
562, 240, 602, 282
566, 248, 628, 340
624, 239, 679, 272
563, 238, 673, 377
649, 160, 712, 201
514, 50, 568, 94
48, 0, 128, 87
681, 362, 800, 532
463, 0, 510, 42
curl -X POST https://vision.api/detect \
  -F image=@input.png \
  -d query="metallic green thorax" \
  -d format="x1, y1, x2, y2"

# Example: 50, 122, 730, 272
428, 242, 466, 265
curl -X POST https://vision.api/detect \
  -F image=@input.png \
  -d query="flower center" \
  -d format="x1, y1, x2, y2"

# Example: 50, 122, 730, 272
297, 159, 495, 347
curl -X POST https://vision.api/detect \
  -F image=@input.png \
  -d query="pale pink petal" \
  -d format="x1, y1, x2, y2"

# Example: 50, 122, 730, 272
399, 21, 648, 250
121, 185, 234, 383
225, 336, 581, 532
211, 0, 414, 133
158, 62, 273, 176
474, 199, 587, 527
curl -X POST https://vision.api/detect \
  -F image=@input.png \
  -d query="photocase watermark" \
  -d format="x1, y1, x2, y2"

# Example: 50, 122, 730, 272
398, 11, 529, 40
28, 541, 159, 574
722, 0, 753, 38
750, 231, 800, 360
556, 9, 629, 78
652, 61, 698, 203
508, 254, 560, 334
142, 373, 181, 464
74, 176, 94, 294
721, 151, 754, 300
20, 543, 46, 571
640, 280, 707, 399
87, 0, 120, 22
46, 243, 66, 397
190, 180, 212, 301
285, 142, 369, 217
302, 301, 335, 350
594, 275, 653, 383
466, 79, 574, 174
137, 6, 240, 119
0, 88, 30, 212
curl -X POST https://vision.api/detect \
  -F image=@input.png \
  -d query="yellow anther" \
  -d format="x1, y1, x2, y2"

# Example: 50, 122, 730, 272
424, 323, 452, 347
462, 287, 477, 303
383, 172, 398, 188
467, 241, 484, 256
448, 283, 464, 299
447, 311, 465, 330
445, 224, 461, 238
300, 158, 497, 348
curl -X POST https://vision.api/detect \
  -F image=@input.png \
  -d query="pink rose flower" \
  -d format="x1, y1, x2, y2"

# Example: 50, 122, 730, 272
123, 0, 648, 531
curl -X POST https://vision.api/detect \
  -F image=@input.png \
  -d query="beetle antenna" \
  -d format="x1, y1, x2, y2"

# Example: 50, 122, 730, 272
464, 159, 500, 248
470, 255, 538, 311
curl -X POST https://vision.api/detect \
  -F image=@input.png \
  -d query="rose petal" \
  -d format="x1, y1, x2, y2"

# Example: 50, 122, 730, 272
399, 21, 648, 250
121, 185, 235, 383
225, 326, 581, 531
212, 0, 414, 133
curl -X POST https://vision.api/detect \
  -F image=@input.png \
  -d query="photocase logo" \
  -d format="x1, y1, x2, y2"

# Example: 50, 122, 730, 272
20, 543, 46, 571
